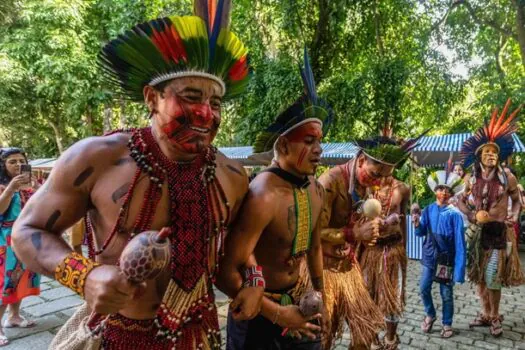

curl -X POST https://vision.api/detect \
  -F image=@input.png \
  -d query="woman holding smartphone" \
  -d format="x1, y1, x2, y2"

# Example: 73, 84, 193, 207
0, 148, 39, 347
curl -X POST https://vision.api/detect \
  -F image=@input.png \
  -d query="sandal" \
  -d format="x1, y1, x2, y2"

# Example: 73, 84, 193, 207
469, 313, 490, 328
3, 316, 35, 328
421, 316, 436, 333
490, 318, 503, 338
383, 335, 400, 350
0, 335, 8, 347
440, 325, 454, 338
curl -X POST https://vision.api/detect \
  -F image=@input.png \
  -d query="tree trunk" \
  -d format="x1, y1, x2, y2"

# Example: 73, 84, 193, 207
374, 0, 384, 56
85, 107, 94, 136
103, 104, 113, 132
310, 0, 330, 83
513, 0, 525, 70
119, 98, 127, 128
495, 36, 509, 92
48, 120, 64, 154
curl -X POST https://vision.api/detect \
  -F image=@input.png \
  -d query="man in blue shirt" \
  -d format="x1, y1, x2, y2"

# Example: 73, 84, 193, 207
412, 169, 466, 338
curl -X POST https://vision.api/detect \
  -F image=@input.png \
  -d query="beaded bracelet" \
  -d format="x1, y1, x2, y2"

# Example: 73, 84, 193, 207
54, 252, 101, 298
242, 265, 266, 289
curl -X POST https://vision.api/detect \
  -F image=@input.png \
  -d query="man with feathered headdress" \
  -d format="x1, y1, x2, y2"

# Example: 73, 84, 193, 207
457, 99, 524, 338
318, 124, 426, 350
218, 48, 329, 350
13, 1, 252, 349
412, 165, 466, 339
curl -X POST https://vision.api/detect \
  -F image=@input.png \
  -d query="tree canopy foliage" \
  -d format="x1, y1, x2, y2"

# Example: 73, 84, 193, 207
0, 0, 523, 175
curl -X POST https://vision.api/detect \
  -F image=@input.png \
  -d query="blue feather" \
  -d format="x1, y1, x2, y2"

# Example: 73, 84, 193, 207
300, 46, 317, 104
209, 0, 225, 63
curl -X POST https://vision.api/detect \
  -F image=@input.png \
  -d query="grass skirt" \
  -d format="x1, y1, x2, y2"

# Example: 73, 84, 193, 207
359, 241, 407, 318
322, 257, 384, 349
467, 223, 524, 288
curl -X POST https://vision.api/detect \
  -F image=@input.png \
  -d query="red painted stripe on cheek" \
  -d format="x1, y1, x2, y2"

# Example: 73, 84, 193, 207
297, 147, 307, 167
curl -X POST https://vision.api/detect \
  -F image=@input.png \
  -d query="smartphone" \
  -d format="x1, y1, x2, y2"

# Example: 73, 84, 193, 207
20, 164, 32, 183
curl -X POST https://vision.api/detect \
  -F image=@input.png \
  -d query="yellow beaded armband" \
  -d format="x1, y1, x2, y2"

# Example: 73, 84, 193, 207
54, 252, 100, 297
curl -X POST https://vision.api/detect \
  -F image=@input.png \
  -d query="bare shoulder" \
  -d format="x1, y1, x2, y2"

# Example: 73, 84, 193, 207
216, 151, 248, 179
46, 133, 130, 191
504, 168, 519, 189
248, 171, 280, 203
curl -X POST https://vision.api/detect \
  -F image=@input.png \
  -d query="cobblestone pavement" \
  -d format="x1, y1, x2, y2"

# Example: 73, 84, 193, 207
4, 254, 525, 349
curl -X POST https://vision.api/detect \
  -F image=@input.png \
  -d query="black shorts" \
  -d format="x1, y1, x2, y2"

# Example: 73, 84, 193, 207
226, 311, 321, 350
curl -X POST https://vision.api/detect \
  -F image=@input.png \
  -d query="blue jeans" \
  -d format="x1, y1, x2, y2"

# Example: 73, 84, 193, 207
420, 265, 454, 326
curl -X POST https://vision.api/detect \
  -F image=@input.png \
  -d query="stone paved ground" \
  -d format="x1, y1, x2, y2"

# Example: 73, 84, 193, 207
4, 254, 525, 349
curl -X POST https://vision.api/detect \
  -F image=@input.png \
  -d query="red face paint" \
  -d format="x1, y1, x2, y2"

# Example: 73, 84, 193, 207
356, 166, 382, 187
285, 122, 323, 142
297, 146, 307, 167
283, 122, 323, 175
159, 95, 220, 154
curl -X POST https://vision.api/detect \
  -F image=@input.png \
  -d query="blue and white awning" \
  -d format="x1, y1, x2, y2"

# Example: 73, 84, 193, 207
219, 143, 360, 166
413, 132, 525, 166
415, 133, 525, 152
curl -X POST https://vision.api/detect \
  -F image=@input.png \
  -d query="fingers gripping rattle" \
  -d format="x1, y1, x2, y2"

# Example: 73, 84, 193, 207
88, 228, 171, 330
282, 290, 324, 336
119, 228, 171, 283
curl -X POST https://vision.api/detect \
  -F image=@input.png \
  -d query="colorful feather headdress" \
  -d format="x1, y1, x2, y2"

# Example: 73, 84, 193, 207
357, 124, 429, 168
460, 99, 522, 168
253, 47, 333, 154
98, 0, 249, 101
427, 155, 465, 195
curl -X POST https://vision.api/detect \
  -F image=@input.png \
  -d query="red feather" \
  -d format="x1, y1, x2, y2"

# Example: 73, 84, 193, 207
208, 0, 217, 32
151, 28, 171, 62
495, 104, 522, 137
228, 55, 248, 81
487, 107, 498, 136
169, 26, 187, 62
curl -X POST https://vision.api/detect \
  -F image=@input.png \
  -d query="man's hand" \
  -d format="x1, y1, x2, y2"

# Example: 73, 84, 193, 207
277, 305, 321, 340
354, 218, 381, 246
84, 265, 143, 314
229, 286, 264, 321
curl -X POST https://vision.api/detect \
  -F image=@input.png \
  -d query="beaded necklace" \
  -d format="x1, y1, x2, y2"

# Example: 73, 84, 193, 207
87, 127, 229, 349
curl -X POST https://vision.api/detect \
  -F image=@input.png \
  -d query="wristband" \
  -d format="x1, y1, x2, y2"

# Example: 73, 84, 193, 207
242, 265, 266, 289
55, 252, 100, 297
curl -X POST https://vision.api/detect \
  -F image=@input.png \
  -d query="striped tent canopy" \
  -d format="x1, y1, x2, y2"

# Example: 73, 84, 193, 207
413, 132, 525, 166
28, 132, 525, 168
220, 142, 360, 166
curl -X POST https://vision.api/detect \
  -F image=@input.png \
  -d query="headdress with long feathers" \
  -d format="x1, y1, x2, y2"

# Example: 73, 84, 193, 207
98, 0, 249, 101
461, 98, 522, 168
427, 154, 465, 195
252, 47, 333, 154
357, 124, 429, 168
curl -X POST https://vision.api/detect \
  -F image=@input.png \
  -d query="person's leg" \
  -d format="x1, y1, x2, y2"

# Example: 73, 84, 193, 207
0, 305, 8, 346
487, 288, 503, 337
440, 282, 454, 326
487, 289, 502, 319
4, 301, 34, 327
439, 282, 454, 338
477, 283, 490, 316
420, 265, 436, 332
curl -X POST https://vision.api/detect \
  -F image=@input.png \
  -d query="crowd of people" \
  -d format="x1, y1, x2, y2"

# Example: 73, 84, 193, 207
0, 1, 522, 349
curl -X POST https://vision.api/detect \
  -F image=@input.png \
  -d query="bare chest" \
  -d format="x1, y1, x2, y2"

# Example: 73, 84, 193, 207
88, 159, 238, 264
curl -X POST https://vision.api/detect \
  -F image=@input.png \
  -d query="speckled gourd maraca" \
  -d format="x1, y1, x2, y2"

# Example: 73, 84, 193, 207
299, 290, 323, 317
119, 228, 171, 283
